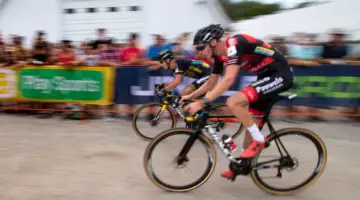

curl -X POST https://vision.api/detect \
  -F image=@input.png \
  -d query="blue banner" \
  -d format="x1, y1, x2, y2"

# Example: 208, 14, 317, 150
114, 65, 360, 107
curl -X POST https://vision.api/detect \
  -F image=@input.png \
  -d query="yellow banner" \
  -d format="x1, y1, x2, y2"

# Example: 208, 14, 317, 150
0, 68, 17, 100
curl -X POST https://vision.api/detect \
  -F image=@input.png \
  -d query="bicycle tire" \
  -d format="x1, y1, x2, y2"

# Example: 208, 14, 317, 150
132, 102, 177, 141
208, 104, 245, 139
251, 128, 327, 195
143, 128, 217, 192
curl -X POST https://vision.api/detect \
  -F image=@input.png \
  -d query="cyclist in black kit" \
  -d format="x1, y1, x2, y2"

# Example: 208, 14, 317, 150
150, 49, 211, 96
184, 24, 294, 179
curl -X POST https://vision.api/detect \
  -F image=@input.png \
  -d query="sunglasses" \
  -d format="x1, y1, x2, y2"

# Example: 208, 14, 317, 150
195, 43, 207, 51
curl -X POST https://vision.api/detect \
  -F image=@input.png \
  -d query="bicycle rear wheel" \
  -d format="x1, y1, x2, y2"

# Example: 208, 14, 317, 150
208, 104, 245, 139
251, 128, 327, 195
143, 128, 216, 192
132, 102, 176, 141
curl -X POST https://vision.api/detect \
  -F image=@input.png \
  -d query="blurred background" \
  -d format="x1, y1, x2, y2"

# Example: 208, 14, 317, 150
0, 0, 359, 122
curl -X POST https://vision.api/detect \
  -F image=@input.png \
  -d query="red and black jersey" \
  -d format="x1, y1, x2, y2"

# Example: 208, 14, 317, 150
211, 55, 227, 75
225, 34, 288, 73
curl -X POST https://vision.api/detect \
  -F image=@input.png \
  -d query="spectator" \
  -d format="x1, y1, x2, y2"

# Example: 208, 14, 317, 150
99, 39, 118, 66
32, 31, 50, 64
93, 28, 108, 50
177, 32, 191, 44
29, 31, 53, 118
99, 39, 119, 121
119, 33, 144, 65
60, 41, 99, 120
56, 40, 76, 66
270, 36, 288, 55
97, 28, 107, 41
320, 29, 348, 63
172, 33, 194, 58
146, 34, 172, 60
287, 33, 322, 66
77, 41, 88, 56
75, 42, 100, 66
0, 32, 7, 66
12, 36, 28, 67
118, 33, 144, 119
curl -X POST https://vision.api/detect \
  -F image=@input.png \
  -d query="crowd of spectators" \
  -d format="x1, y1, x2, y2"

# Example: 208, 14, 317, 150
0, 28, 359, 121
268, 28, 360, 122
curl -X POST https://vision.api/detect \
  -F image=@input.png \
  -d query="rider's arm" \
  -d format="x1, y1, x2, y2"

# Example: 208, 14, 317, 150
202, 64, 239, 102
147, 61, 163, 70
187, 74, 218, 99
202, 36, 244, 102
164, 74, 183, 91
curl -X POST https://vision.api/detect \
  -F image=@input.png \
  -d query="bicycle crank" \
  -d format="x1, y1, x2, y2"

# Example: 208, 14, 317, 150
228, 158, 252, 181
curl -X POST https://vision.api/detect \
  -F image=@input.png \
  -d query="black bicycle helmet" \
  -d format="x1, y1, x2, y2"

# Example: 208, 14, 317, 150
157, 49, 175, 61
193, 24, 224, 45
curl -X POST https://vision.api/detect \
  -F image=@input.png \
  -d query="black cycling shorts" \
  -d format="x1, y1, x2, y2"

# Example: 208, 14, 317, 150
189, 75, 210, 90
241, 65, 293, 119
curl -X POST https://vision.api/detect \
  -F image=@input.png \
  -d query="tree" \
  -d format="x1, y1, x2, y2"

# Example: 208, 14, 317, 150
219, 0, 282, 21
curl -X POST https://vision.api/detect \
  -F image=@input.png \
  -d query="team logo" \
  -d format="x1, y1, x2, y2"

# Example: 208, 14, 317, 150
255, 77, 283, 93
227, 46, 237, 57
251, 77, 270, 87
254, 46, 275, 56
227, 38, 238, 46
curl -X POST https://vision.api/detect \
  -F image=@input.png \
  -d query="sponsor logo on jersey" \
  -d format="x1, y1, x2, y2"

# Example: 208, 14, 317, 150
227, 46, 237, 57
251, 77, 270, 87
189, 66, 202, 74
202, 63, 210, 68
254, 46, 275, 56
227, 37, 238, 46
196, 76, 210, 84
255, 77, 283, 93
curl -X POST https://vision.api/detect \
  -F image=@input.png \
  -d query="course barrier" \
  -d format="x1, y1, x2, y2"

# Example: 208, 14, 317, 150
0, 66, 114, 105
0, 64, 359, 108
114, 64, 360, 107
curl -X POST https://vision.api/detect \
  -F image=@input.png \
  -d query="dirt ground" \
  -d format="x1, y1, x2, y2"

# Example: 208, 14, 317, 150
0, 114, 359, 200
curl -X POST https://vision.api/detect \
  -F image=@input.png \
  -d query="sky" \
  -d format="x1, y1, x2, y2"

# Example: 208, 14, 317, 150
230, 0, 330, 9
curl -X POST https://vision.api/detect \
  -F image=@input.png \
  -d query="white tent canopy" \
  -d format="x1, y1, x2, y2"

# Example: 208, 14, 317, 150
231, 0, 360, 41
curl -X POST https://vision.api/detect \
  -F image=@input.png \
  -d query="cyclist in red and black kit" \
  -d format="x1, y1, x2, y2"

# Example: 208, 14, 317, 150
184, 24, 293, 179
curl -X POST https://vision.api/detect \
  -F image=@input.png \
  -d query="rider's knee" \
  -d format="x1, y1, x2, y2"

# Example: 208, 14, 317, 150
227, 94, 247, 109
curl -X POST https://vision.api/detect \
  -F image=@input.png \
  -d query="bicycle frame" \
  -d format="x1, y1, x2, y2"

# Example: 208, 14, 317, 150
155, 96, 235, 128
177, 96, 294, 168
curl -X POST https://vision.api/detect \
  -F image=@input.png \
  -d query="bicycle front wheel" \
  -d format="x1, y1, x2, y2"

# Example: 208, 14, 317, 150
208, 104, 245, 139
251, 128, 327, 195
132, 102, 176, 141
143, 128, 217, 192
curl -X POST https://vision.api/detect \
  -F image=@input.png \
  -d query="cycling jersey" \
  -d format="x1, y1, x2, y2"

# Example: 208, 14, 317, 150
210, 34, 293, 125
225, 34, 288, 73
211, 55, 227, 75
172, 59, 211, 90
174, 59, 211, 79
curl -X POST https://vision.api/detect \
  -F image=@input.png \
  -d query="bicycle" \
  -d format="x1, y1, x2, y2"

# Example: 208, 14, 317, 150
143, 93, 327, 195
132, 84, 244, 141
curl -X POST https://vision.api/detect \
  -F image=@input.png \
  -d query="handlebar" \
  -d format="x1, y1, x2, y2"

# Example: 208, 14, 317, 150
153, 84, 211, 121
